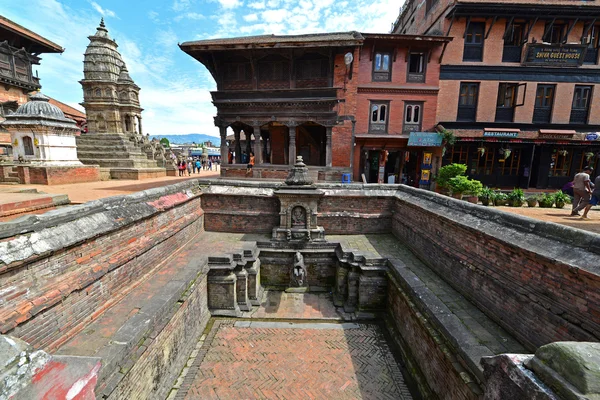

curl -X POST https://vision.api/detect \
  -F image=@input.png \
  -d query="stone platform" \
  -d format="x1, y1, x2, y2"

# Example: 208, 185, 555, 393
174, 319, 412, 400
0, 187, 69, 219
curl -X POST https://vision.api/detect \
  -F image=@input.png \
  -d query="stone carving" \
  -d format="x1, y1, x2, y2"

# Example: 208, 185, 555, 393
291, 206, 307, 228
291, 251, 307, 287
285, 156, 313, 186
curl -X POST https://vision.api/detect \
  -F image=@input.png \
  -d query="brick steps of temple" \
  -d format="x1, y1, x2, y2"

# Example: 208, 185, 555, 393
76, 133, 165, 176
0, 165, 20, 184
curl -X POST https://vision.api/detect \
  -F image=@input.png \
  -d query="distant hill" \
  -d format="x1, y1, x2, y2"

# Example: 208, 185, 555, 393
150, 134, 220, 146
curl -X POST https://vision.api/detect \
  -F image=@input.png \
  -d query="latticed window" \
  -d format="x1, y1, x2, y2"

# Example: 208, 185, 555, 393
14, 57, 28, 79
0, 53, 10, 74
549, 149, 572, 177
500, 148, 521, 176
475, 150, 495, 175
296, 57, 328, 80
450, 145, 469, 165
224, 63, 251, 82
258, 58, 289, 81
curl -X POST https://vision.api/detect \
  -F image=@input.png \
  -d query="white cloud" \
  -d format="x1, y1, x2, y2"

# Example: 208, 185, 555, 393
243, 13, 258, 22
219, 0, 244, 8
88, 1, 116, 18
247, 1, 265, 9
172, 0, 192, 11
175, 12, 206, 21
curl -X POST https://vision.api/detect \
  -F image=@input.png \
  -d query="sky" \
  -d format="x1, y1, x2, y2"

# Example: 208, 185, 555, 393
3, 0, 402, 136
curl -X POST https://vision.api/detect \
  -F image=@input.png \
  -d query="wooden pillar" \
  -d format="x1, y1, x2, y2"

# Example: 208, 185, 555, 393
253, 126, 262, 164
289, 125, 297, 165
326, 126, 333, 167
219, 125, 228, 165
245, 129, 252, 158
234, 128, 242, 163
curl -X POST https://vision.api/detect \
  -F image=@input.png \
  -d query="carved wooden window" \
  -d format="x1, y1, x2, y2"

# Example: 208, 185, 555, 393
407, 52, 426, 83
369, 101, 389, 133
223, 62, 251, 82
403, 102, 422, 133
14, 57, 28, 80
296, 54, 329, 88
0, 53, 10, 75
373, 52, 391, 81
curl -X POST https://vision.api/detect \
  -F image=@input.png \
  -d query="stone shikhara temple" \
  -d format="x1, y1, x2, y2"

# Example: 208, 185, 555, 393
1, 164, 600, 398
75, 19, 170, 180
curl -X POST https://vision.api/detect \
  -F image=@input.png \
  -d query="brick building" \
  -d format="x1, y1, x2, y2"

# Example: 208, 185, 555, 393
180, 32, 449, 183
394, 0, 600, 189
0, 15, 63, 156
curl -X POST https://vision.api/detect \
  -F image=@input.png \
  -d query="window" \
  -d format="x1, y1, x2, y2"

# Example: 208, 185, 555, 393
373, 52, 391, 81
403, 102, 422, 132
0, 53, 10, 73
502, 23, 525, 62
224, 63, 251, 82
258, 56, 290, 87
457, 82, 479, 121
495, 83, 519, 122
463, 22, 485, 61
500, 148, 521, 175
14, 58, 28, 79
105, 88, 112, 97
549, 149, 572, 177
23, 136, 34, 156
95, 88, 102, 97
450, 145, 469, 165
533, 85, 555, 124
369, 102, 389, 133
407, 52, 426, 83
543, 23, 565, 44
584, 25, 600, 64
570, 86, 593, 124
475, 149, 495, 175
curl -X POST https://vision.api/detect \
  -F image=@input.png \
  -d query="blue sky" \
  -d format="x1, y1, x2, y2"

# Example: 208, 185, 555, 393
3, 0, 401, 136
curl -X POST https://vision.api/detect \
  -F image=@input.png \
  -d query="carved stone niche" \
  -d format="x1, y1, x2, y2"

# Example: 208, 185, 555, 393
272, 156, 326, 242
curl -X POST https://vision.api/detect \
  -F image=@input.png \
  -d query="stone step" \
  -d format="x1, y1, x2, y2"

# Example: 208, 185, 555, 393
0, 177, 20, 183
77, 151, 149, 160
78, 158, 161, 168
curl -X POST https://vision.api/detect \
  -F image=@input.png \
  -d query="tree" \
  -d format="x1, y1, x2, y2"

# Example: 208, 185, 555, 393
160, 138, 170, 148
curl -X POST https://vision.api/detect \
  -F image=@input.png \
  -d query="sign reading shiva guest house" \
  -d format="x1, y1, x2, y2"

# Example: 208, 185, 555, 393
523, 44, 586, 67
407, 132, 443, 147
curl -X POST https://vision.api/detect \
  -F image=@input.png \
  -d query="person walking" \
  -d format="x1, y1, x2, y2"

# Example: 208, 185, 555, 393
581, 174, 599, 219
186, 159, 192, 176
571, 166, 593, 216
179, 160, 186, 177
195, 159, 201, 174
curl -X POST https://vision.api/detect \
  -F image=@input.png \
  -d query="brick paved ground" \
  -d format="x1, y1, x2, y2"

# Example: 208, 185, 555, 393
496, 205, 600, 234
175, 320, 412, 400
328, 234, 527, 356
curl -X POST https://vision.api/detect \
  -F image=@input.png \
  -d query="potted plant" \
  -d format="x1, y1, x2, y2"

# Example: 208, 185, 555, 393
538, 193, 555, 208
437, 126, 457, 157
507, 188, 525, 207
436, 163, 467, 195
493, 191, 508, 206
464, 179, 483, 204
585, 152, 595, 162
448, 175, 472, 199
477, 147, 486, 156
526, 195, 538, 207
553, 191, 570, 209
480, 187, 494, 206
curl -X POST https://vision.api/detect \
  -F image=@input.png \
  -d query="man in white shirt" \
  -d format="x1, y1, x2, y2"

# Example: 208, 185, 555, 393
571, 166, 593, 216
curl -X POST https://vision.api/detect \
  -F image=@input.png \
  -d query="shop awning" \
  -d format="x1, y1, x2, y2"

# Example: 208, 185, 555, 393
407, 132, 443, 147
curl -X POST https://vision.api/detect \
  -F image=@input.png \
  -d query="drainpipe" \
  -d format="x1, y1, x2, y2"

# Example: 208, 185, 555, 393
350, 119, 356, 174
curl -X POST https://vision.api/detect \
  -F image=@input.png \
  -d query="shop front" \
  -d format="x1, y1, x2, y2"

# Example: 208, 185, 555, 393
444, 130, 600, 189
354, 132, 443, 187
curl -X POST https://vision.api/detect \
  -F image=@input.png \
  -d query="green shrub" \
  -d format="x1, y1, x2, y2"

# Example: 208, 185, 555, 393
526, 196, 538, 207
507, 188, 525, 207
465, 179, 483, 196
436, 164, 467, 189
493, 191, 508, 206
538, 193, 555, 208
448, 175, 472, 195
553, 191, 571, 208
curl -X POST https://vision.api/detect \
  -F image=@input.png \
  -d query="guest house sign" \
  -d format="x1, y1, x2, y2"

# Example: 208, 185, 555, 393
523, 44, 586, 67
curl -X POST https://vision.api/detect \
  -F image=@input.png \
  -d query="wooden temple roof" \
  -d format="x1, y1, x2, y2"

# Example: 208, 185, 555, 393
0, 15, 63, 54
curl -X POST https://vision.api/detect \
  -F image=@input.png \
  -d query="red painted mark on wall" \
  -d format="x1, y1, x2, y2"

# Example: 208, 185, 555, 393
147, 192, 191, 210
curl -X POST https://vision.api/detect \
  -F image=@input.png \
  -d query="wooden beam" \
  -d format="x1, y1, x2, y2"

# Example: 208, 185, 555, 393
523, 17, 538, 44
502, 16, 515, 40
370, 43, 375, 61
563, 18, 579, 43
542, 17, 556, 42
485, 16, 498, 39
463, 16, 471, 39
582, 18, 597, 43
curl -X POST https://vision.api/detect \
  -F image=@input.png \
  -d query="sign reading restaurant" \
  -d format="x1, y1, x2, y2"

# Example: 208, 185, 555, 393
523, 44, 587, 67
483, 129, 520, 138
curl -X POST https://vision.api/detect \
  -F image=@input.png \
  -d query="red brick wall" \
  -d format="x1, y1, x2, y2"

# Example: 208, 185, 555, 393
318, 196, 393, 234
392, 194, 600, 349
26, 166, 100, 185
1, 196, 204, 351
201, 194, 280, 233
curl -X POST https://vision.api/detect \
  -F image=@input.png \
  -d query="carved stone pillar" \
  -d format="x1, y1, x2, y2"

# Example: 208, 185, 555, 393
234, 128, 242, 164
245, 129, 252, 159
325, 126, 333, 167
138, 116, 143, 135
219, 125, 228, 165
288, 125, 296, 166
253, 126, 262, 164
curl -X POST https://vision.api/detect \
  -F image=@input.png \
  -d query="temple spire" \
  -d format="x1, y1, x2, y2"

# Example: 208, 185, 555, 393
100, 17, 105, 28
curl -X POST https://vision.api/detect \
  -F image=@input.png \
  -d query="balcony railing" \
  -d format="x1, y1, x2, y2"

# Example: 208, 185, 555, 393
457, 106, 477, 121
533, 108, 552, 124
463, 46, 483, 62
584, 48, 598, 64
502, 46, 522, 63
570, 109, 589, 124
495, 107, 515, 122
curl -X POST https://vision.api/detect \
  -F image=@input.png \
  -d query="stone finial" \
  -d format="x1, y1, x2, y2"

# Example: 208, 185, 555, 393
285, 156, 313, 186
100, 17, 105, 28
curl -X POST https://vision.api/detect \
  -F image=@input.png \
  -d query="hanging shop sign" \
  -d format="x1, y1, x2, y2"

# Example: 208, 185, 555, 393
585, 133, 600, 141
523, 44, 586, 67
483, 129, 520, 138
407, 132, 443, 147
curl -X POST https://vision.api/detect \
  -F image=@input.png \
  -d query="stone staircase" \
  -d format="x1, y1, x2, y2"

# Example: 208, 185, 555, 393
76, 133, 167, 179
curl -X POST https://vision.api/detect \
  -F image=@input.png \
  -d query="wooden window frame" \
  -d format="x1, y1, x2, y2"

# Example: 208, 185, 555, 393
407, 52, 427, 83
500, 148, 522, 176
369, 100, 390, 133
372, 52, 392, 82
457, 82, 479, 122
403, 101, 423, 133
463, 22, 485, 62
549, 149, 573, 177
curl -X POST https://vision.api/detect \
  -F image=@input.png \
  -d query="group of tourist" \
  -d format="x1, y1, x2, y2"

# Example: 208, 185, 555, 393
570, 166, 600, 219
176, 157, 219, 177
